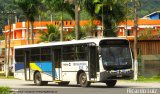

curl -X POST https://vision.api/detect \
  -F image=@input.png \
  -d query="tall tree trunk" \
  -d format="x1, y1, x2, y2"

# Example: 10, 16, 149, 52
31, 21, 34, 44
27, 17, 30, 44
60, 2, 63, 41
133, 0, 138, 80
88, 18, 94, 36
6, 17, 12, 78
60, 16, 63, 41
75, 3, 80, 40
4, 34, 7, 77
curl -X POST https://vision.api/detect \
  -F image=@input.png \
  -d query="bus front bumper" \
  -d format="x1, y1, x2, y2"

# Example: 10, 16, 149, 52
100, 69, 134, 81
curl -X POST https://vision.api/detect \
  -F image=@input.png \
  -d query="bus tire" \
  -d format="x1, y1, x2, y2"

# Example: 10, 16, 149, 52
105, 80, 117, 87
42, 81, 48, 86
34, 72, 48, 86
79, 72, 90, 87
58, 81, 70, 86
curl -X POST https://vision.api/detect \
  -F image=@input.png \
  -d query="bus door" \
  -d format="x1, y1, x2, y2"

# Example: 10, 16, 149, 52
24, 50, 30, 80
52, 48, 62, 80
88, 45, 98, 80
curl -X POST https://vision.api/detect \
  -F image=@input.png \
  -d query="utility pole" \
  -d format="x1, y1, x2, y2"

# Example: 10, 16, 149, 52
1, 11, 16, 77
7, 13, 11, 78
133, 0, 138, 80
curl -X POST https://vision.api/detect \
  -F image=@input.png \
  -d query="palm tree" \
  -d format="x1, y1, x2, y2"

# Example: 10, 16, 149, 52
14, 0, 42, 44
38, 24, 60, 42
64, 24, 95, 41
43, 0, 75, 41
83, 0, 98, 37
84, 0, 128, 37
64, 29, 75, 41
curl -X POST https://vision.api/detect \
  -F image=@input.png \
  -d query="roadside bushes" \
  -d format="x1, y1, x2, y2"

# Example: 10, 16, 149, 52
0, 87, 10, 94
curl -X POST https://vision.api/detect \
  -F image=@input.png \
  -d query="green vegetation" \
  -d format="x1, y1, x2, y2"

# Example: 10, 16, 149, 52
38, 24, 60, 42
0, 75, 14, 79
0, 0, 160, 39
0, 34, 5, 40
14, 0, 43, 44
138, 0, 160, 17
138, 28, 160, 40
91, 0, 128, 36
43, 0, 75, 41
0, 86, 10, 94
0, 0, 25, 33
136, 76, 160, 82
38, 23, 94, 42
0, 72, 14, 79
128, 76, 160, 82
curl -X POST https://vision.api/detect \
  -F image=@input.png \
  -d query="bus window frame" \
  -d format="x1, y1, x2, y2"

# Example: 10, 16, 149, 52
62, 43, 90, 62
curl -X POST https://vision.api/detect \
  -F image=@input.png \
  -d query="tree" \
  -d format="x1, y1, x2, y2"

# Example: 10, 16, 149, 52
14, 0, 43, 44
133, 0, 141, 81
38, 24, 60, 42
0, 34, 5, 40
45, 0, 82, 40
64, 24, 95, 41
74, 0, 81, 40
64, 29, 75, 41
84, 0, 128, 37
0, 0, 25, 31
83, 0, 98, 37
42, 0, 75, 41
80, 20, 97, 37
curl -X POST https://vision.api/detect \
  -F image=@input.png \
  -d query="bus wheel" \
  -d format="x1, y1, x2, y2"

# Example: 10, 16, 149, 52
58, 81, 70, 86
79, 72, 90, 87
34, 72, 46, 86
42, 81, 48, 86
105, 80, 117, 87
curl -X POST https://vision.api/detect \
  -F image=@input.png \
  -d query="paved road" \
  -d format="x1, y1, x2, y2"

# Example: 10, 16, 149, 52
0, 79, 160, 94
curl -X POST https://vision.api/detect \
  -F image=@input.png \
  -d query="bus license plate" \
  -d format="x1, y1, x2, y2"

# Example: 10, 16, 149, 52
117, 74, 122, 77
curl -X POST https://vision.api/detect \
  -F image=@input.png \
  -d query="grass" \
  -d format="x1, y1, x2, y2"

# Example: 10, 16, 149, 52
0, 73, 14, 79
0, 86, 11, 94
129, 76, 160, 82
0, 75, 14, 79
136, 76, 160, 82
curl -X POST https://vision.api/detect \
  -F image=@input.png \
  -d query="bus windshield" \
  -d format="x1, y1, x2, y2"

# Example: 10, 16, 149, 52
101, 46, 132, 70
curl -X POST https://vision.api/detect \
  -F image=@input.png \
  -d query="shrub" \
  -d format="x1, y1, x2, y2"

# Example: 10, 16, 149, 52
0, 87, 10, 94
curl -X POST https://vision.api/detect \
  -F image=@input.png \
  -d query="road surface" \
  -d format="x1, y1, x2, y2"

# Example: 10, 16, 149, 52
0, 79, 159, 94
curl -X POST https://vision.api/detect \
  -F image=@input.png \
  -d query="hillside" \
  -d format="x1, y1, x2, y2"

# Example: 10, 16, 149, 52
139, 0, 160, 17
0, 0, 159, 32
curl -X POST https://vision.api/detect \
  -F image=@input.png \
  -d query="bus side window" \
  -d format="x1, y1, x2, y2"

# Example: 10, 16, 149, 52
30, 48, 40, 62
76, 44, 88, 61
54, 49, 61, 68
15, 49, 24, 63
41, 47, 51, 61
62, 44, 88, 61
62, 45, 75, 61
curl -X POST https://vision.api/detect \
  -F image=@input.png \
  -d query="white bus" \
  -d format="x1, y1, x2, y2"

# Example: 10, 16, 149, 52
14, 38, 133, 87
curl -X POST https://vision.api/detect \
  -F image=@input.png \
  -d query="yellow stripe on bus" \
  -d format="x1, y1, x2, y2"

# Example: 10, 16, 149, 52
54, 80, 62, 83
30, 63, 42, 71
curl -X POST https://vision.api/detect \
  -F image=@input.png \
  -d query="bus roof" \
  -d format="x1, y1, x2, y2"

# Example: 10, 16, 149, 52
14, 37, 128, 49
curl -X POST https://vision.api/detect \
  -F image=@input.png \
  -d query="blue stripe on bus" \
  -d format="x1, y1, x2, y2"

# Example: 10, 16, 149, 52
35, 61, 52, 72
15, 61, 57, 77
15, 63, 24, 71
34, 61, 57, 77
